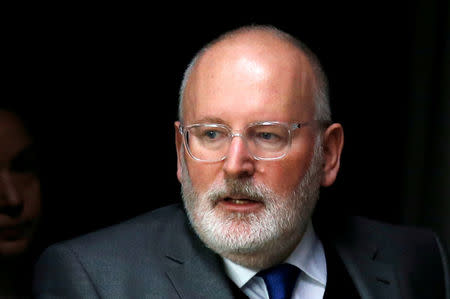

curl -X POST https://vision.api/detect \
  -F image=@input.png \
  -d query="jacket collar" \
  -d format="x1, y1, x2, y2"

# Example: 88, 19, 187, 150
163, 207, 236, 299
162, 205, 402, 299
335, 239, 401, 299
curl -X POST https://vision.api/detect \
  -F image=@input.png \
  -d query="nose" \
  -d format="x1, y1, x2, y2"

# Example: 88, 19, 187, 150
0, 169, 22, 207
222, 135, 255, 179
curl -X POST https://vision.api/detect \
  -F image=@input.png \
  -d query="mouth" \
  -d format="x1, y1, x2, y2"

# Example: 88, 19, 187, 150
216, 196, 264, 213
0, 222, 30, 241
223, 197, 259, 204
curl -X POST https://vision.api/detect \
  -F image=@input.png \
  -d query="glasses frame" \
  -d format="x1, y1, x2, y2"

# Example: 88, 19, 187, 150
179, 121, 325, 163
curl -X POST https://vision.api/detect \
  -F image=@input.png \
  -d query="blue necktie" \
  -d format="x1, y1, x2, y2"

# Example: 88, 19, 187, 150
257, 263, 301, 299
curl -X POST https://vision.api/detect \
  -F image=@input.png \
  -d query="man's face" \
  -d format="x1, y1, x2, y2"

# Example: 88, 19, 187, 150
0, 110, 41, 258
176, 33, 323, 268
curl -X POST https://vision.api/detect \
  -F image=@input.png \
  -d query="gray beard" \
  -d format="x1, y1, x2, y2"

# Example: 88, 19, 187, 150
181, 136, 324, 269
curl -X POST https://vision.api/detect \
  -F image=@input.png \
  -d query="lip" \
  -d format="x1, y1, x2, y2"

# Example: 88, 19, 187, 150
0, 223, 29, 240
216, 197, 264, 213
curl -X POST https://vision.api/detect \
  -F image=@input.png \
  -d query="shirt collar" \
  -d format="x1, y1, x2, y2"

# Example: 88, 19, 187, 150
222, 220, 327, 288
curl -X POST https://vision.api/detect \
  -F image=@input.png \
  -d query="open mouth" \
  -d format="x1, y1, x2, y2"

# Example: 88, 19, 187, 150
223, 197, 259, 204
217, 196, 264, 213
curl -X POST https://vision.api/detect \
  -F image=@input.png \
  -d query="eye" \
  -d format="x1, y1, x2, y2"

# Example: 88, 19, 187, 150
197, 128, 227, 142
258, 132, 275, 140
249, 124, 288, 146
205, 130, 219, 139
255, 132, 282, 143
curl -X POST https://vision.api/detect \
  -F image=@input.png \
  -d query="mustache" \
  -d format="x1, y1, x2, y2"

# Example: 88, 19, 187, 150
206, 178, 269, 203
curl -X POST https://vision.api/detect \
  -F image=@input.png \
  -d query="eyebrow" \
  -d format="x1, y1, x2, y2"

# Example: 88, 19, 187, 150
191, 117, 228, 124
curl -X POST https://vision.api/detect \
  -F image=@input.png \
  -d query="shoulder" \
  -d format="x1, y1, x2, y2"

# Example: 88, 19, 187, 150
323, 216, 449, 298
33, 204, 190, 297
36, 203, 190, 273
338, 216, 445, 256
53, 203, 187, 257
340, 216, 439, 244
325, 216, 447, 263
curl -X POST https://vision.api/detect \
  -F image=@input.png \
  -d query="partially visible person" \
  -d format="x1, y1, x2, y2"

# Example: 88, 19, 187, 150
32, 25, 449, 299
0, 108, 42, 298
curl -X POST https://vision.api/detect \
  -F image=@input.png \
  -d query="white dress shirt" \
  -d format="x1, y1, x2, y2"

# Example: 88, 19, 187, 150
223, 221, 327, 299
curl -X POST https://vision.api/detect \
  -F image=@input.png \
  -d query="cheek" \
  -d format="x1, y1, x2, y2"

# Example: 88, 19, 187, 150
260, 148, 313, 196
22, 179, 42, 219
185, 159, 222, 193
260, 163, 304, 196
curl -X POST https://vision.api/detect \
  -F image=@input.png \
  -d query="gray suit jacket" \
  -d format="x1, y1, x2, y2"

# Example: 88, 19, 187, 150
33, 204, 449, 298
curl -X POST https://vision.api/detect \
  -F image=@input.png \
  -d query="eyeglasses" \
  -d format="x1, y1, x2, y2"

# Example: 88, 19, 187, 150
179, 121, 325, 162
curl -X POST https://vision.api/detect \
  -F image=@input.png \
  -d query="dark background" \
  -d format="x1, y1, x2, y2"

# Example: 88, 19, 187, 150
4, 2, 449, 249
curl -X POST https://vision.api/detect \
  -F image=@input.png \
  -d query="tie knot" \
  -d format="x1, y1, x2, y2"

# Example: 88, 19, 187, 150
257, 263, 301, 299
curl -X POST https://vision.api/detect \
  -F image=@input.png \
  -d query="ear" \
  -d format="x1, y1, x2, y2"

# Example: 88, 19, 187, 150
320, 123, 344, 187
175, 121, 184, 183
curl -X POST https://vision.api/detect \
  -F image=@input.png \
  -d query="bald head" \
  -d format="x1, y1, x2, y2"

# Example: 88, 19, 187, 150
178, 25, 330, 123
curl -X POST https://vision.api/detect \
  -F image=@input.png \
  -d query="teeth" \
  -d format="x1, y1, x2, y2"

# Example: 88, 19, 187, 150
231, 199, 248, 204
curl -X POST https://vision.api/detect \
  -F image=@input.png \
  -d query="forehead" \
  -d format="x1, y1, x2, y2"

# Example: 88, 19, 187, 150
0, 111, 31, 166
183, 31, 316, 125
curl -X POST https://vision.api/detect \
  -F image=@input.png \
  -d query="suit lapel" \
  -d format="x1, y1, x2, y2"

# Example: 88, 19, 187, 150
334, 242, 402, 299
313, 213, 403, 299
165, 248, 236, 299
163, 213, 236, 299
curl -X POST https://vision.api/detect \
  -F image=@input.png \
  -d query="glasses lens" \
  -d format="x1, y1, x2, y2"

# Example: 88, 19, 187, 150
246, 124, 289, 159
185, 125, 229, 161
183, 123, 291, 162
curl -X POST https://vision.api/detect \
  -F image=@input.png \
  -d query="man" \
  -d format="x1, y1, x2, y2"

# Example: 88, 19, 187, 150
33, 25, 449, 298
0, 109, 42, 297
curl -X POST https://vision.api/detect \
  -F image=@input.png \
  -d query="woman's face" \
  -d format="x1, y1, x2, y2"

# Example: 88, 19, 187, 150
0, 110, 42, 258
